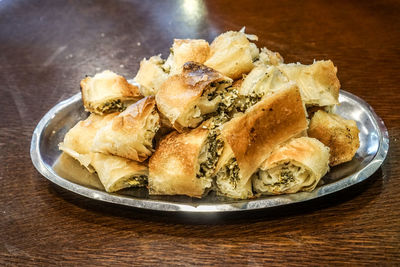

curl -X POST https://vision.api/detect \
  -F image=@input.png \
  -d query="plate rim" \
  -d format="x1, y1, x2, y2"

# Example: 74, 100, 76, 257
30, 90, 390, 212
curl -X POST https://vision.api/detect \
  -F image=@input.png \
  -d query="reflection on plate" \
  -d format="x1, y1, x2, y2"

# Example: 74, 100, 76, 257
31, 91, 389, 212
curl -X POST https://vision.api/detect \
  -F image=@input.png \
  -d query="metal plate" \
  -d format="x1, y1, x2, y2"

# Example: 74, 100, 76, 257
30, 91, 389, 212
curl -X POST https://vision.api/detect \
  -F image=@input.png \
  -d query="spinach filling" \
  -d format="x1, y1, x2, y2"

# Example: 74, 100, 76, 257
197, 83, 239, 180
125, 175, 148, 187
262, 164, 296, 187
203, 86, 238, 124
197, 130, 224, 179
236, 93, 263, 113
279, 168, 295, 185
216, 158, 240, 189
97, 99, 125, 113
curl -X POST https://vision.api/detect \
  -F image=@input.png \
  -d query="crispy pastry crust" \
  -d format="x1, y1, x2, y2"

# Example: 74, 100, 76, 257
204, 31, 258, 79
255, 137, 330, 194
165, 39, 210, 75
92, 96, 159, 162
257, 47, 284, 66
59, 114, 149, 192
80, 70, 142, 114
277, 60, 340, 106
58, 113, 117, 172
156, 61, 232, 131
134, 55, 169, 96
221, 84, 308, 184
239, 65, 289, 96
90, 153, 148, 192
308, 110, 360, 166
148, 127, 211, 198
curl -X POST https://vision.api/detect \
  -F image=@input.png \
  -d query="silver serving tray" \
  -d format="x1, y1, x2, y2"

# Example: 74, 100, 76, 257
30, 91, 389, 212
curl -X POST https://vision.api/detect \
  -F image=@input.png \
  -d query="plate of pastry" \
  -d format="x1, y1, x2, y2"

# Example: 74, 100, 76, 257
31, 28, 389, 212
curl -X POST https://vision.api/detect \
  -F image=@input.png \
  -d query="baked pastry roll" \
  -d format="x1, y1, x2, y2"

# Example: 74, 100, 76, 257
156, 62, 233, 131
253, 137, 330, 195
308, 110, 360, 166
148, 126, 213, 198
257, 47, 284, 66
92, 96, 160, 162
214, 85, 308, 199
204, 30, 259, 79
90, 153, 148, 192
163, 39, 210, 75
277, 60, 340, 106
58, 113, 117, 172
214, 144, 253, 199
133, 55, 169, 96
235, 64, 290, 112
80, 70, 142, 114
59, 114, 149, 192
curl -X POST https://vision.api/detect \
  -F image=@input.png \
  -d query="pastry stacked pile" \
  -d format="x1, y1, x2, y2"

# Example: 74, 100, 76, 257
59, 29, 360, 199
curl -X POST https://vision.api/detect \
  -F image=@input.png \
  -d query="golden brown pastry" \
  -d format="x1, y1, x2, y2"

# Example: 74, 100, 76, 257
277, 60, 340, 106
257, 47, 284, 66
204, 30, 259, 79
133, 55, 169, 96
59, 114, 149, 192
253, 137, 330, 195
58, 113, 117, 172
163, 39, 210, 75
235, 64, 291, 112
80, 70, 142, 114
308, 110, 360, 166
148, 126, 213, 198
92, 97, 160, 162
214, 84, 308, 198
156, 62, 232, 131
90, 153, 148, 192
214, 144, 253, 199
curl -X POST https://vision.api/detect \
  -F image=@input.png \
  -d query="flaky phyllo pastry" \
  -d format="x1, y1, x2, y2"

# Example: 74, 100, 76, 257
90, 153, 148, 192
156, 61, 232, 131
308, 110, 360, 166
81, 70, 142, 114
133, 55, 169, 97
204, 30, 259, 79
59, 113, 116, 172
277, 60, 340, 107
214, 85, 308, 199
253, 137, 330, 195
149, 126, 212, 198
235, 64, 291, 112
59, 28, 361, 199
59, 114, 149, 192
163, 39, 210, 75
92, 96, 160, 162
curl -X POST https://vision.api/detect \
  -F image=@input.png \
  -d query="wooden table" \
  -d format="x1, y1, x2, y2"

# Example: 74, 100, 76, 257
1, 0, 399, 265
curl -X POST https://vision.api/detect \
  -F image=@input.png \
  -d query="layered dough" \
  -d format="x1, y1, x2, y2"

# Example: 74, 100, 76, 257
277, 60, 340, 107
90, 153, 148, 192
253, 137, 330, 194
58, 114, 149, 192
81, 70, 142, 114
156, 62, 232, 131
134, 55, 169, 96
214, 144, 253, 199
214, 85, 308, 199
59, 113, 116, 172
236, 64, 291, 112
308, 110, 360, 166
58, 28, 362, 199
148, 126, 212, 198
164, 39, 210, 75
204, 30, 259, 79
92, 97, 160, 162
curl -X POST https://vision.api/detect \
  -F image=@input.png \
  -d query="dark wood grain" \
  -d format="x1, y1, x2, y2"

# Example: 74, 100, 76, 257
1, 0, 399, 265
